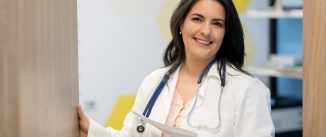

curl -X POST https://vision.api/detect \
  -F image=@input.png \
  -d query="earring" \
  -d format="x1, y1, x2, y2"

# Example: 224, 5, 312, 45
179, 31, 182, 35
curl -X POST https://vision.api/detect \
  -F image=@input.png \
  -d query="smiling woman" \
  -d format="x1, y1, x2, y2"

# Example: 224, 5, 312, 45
77, 0, 275, 137
180, 0, 226, 66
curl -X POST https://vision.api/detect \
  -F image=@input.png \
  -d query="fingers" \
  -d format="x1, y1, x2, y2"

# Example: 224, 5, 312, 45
77, 105, 90, 124
80, 130, 87, 137
77, 105, 90, 136
77, 105, 86, 118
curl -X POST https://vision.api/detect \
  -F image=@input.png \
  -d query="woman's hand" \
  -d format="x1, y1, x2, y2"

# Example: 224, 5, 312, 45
77, 105, 90, 137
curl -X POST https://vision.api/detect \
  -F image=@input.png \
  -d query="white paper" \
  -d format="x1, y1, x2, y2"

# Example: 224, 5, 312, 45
132, 111, 198, 137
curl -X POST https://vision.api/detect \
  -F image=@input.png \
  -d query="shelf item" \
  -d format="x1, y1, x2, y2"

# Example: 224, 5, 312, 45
247, 66, 302, 79
247, 8, 302, 18
281, 0, 303, 11
272, 106, 302, 133
268, 54, 302, 69
271, 97, 302, 134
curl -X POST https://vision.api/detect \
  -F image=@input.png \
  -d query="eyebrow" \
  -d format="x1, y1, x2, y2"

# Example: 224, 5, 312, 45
191, 13, 225, 22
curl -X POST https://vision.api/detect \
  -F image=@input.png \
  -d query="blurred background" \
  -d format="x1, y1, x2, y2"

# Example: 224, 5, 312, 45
77, 0, 303, 136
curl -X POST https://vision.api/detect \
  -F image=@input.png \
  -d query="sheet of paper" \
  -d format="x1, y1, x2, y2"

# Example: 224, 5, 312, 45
132, 111, 198, 137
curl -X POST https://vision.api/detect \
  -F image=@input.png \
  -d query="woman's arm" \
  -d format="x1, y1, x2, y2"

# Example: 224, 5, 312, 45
234, 78, 275, 137
76, 68, 165, 137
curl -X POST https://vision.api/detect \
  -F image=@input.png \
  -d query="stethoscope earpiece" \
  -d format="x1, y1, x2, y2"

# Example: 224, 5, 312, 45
137, 124, 145, 133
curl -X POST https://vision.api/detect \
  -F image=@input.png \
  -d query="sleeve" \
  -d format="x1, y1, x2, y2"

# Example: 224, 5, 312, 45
234, 78, 275, 137
87, 91, 144, 137
87, 70, 159, 137
87, 119, 119, 137
87, 112, 139, 137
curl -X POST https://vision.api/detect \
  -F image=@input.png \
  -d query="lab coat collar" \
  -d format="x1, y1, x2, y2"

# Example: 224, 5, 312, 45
161, 63, 222, 113
163, 62, 223, 97
168, 62, 221, 79
162, 65, 181, 97
159, 65, 181, 117
197, 63, 220, 104
206, 62, 221, 80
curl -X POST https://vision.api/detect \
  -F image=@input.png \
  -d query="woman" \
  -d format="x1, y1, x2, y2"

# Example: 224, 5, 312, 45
77, 0, 275, 136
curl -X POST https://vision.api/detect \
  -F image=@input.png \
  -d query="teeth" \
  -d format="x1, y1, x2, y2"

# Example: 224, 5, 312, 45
196, 38, 210, 45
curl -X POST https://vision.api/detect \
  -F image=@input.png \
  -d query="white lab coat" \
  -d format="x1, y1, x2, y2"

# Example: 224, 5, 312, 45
88, 63, 275, 137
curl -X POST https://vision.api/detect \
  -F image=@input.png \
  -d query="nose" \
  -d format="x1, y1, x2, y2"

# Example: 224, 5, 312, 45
199, 22, 211, 36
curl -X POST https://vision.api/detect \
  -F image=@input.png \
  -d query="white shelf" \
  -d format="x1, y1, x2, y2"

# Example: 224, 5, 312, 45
247, 9, 303, 19
247, 66, 302, 79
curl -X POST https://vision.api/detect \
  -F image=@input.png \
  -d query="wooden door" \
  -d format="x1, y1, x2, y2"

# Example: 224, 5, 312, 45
0, 0, 79, 137
303, 0, 326, 136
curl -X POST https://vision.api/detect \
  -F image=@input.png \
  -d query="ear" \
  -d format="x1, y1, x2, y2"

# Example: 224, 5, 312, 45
179, 24, 184, 35
179, 24, 184, 34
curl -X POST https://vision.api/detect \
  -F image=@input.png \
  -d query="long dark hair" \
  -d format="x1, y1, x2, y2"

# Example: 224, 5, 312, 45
163, 0, 248, 77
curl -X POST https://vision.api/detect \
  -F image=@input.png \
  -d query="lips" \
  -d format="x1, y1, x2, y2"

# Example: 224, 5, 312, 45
194, 38, 212, 46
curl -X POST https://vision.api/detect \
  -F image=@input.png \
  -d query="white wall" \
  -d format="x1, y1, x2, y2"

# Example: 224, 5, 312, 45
77, 0, 171, 123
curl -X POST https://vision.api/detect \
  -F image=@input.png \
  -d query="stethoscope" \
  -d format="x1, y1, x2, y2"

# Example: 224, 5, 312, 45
137, 61, 226, 133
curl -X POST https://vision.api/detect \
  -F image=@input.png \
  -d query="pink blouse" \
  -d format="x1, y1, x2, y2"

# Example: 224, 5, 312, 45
162, 90, 192, 137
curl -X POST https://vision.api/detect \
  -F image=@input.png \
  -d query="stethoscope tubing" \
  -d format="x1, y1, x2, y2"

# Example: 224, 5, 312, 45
138, 61, 225, 133
142, 80, 166, 117
187, 75, 224, 132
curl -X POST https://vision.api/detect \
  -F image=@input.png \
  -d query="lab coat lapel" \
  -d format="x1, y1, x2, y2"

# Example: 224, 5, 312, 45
188, 64, 219, 112
158, 66, 181, 121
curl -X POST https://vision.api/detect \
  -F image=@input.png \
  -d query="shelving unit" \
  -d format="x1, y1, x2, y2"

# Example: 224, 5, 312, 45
246, 7, 303, 95
247, 9, 302, 18
246, 7, 303, 79
247, 66, 302, 79
246, 1, 303, 136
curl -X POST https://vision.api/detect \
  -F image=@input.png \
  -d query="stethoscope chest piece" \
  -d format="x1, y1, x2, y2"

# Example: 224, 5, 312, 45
137, 124, 145, 133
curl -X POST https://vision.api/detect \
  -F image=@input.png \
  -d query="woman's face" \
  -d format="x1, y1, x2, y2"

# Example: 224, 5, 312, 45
180, 0, 225, 63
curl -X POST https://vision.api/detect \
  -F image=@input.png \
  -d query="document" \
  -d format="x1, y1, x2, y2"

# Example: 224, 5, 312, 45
132, 111, 198, 137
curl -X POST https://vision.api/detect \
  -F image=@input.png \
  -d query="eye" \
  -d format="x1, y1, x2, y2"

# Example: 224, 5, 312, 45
191, 17, 202, 22
212, 21, 224, 27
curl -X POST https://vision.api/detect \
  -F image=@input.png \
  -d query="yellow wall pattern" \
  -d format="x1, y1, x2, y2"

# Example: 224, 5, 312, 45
105, 95, 136, 129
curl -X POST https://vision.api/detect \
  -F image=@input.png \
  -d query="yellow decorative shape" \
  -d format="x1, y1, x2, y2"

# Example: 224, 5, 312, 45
105, 95, 136, 129
156, 0, 180, 43
233, 0, 250, 14
110, 0, 155, 16
243, 24, 256, 67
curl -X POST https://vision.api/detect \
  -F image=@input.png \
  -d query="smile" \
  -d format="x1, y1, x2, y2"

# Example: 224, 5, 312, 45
194, 38, 213, 46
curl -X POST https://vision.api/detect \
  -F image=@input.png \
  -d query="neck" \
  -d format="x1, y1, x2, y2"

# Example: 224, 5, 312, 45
181, 59, 211, 78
